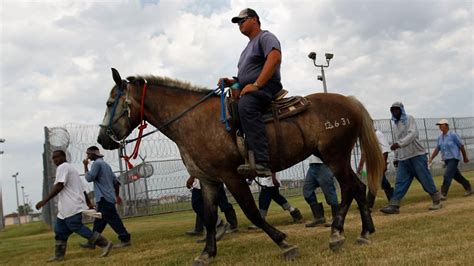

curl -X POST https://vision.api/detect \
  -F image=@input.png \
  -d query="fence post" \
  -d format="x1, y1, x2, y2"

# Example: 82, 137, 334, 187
423, 119, 431, 154
117, 148, 127, 215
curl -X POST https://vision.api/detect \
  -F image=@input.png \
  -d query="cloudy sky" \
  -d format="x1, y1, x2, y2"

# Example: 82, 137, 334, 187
0, 0, 472, 214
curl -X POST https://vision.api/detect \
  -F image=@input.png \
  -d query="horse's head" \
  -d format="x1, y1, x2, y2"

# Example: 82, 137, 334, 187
98, 68, 143, 150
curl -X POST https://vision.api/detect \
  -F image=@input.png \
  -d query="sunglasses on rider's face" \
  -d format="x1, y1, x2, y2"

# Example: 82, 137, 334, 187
237, 16, 251, 25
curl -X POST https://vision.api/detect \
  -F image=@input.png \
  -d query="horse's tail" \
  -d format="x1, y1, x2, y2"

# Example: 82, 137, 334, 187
348, 96, 384, 194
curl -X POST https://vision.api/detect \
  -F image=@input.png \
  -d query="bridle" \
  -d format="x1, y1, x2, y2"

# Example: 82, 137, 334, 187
100, 80, 135, 145
102, 78, 223, 169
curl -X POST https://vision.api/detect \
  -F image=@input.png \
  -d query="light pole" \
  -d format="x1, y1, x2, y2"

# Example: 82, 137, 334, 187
12, 172, 21, 225
308, 52, 334, 93
21, 186, 26, 213
0, 138, 4, 155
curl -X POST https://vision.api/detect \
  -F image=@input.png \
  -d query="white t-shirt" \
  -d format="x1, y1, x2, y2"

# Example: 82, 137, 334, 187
376, 130, 390, 154
54, 162, 88, 219
192, 178, 201, 190
256, 173, 280, 187
308, 155, 323, 164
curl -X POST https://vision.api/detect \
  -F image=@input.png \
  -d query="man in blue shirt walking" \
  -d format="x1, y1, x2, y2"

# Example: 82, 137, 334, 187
429, 119, 472, 199
81, 146, 131, 248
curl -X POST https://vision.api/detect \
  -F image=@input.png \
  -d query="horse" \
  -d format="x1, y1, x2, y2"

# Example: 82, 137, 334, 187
98, 69, 384, 264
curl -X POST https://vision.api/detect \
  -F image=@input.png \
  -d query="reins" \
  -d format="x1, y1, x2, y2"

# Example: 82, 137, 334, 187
119, 81, 224, 168
122, 81, 149, 168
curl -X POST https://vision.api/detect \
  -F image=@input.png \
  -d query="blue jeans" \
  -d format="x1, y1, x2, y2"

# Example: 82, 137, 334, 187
442, 159, 472, 194
238, 90, 272, 163
390, 154, 438, 206
303, 163, 339, 206
55, 213, 93, 241
93, 198, 130, 242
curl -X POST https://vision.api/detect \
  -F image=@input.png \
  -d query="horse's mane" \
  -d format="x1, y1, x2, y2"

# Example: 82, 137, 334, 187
133, 75, 214, 94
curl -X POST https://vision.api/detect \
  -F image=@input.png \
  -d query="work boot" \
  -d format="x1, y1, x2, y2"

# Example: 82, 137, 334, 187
255, 163, 272, 177
79, 241, 96, 249
428, 191, 443, 210
380, 205, 400, 214
464, 189, 473, 197
114, 240, 131, 248
47, 240, 67, 262
290, 208, 303, 223
197, 219, 228, 243
90, 232, 113, 257
237, 163, 271, 177
186, 215, 204, 236
224, 209, 239, 233
306, 203, 326, 227
440, 185, 448, 201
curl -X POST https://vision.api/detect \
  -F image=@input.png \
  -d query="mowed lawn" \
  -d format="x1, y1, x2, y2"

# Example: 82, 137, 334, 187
1, 172, 473, 265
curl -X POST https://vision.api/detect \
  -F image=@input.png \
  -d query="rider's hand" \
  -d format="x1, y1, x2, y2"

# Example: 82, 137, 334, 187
240, 84, 258, 97
217, 78, 235, 87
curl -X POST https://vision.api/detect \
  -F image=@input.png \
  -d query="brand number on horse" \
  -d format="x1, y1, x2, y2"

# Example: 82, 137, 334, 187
325, 118, 350, 130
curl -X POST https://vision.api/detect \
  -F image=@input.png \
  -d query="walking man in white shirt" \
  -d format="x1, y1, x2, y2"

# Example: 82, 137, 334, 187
36, 150, 113, 261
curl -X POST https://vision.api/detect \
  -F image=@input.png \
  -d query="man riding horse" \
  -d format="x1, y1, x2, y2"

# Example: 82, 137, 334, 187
218, 8, 282, 177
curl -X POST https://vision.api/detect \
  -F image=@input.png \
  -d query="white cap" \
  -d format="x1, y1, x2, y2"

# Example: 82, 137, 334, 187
436, 118, 449, 125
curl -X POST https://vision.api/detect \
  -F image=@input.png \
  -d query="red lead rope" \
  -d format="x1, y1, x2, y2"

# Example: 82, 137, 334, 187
123, 81, 148, 169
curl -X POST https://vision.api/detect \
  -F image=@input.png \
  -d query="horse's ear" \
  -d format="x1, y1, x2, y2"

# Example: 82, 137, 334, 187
126, 76, 136, 83
111, 68, 122, 87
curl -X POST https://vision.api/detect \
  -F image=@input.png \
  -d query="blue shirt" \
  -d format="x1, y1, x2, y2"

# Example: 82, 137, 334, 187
436, 131, 463, 161
85, 158, 119, 204
237, 30, 282, 94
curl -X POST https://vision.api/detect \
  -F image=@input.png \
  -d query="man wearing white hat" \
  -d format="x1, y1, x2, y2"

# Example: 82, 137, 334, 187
380, 102, 442, 214
429, 119, 472, 199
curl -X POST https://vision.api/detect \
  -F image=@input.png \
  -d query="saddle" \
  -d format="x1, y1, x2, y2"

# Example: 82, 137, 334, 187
227, 89, 311, 129
226, 89, 311, 176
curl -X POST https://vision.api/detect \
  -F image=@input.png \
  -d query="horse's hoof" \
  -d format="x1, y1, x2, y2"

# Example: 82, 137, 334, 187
282, 245, 299, 261
192, 253, 212, 266
355, 237, 371, 245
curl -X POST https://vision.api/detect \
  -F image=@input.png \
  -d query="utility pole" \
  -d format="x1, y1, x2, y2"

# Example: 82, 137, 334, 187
12, 172, 21, 225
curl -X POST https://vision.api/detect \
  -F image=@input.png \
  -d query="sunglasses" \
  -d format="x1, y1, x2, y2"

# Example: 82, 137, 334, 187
237, 16, 251, 25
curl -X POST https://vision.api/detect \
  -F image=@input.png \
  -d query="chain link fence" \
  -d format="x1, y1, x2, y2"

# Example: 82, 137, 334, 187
41, 117, 474, 226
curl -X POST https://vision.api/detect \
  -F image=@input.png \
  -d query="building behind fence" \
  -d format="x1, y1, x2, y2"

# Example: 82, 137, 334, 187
41, 117, 474, 227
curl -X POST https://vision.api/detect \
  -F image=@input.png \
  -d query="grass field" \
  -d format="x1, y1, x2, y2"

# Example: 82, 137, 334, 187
1, 172, 473, 265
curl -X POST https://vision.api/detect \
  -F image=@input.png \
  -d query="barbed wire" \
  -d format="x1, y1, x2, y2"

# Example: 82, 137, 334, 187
41, 117, 474, 220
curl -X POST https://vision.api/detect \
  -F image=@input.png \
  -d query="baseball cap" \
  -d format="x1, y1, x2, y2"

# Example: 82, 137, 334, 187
86, 146, 104, 157
231, 8, 259, 23
436, 119, 449, 125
